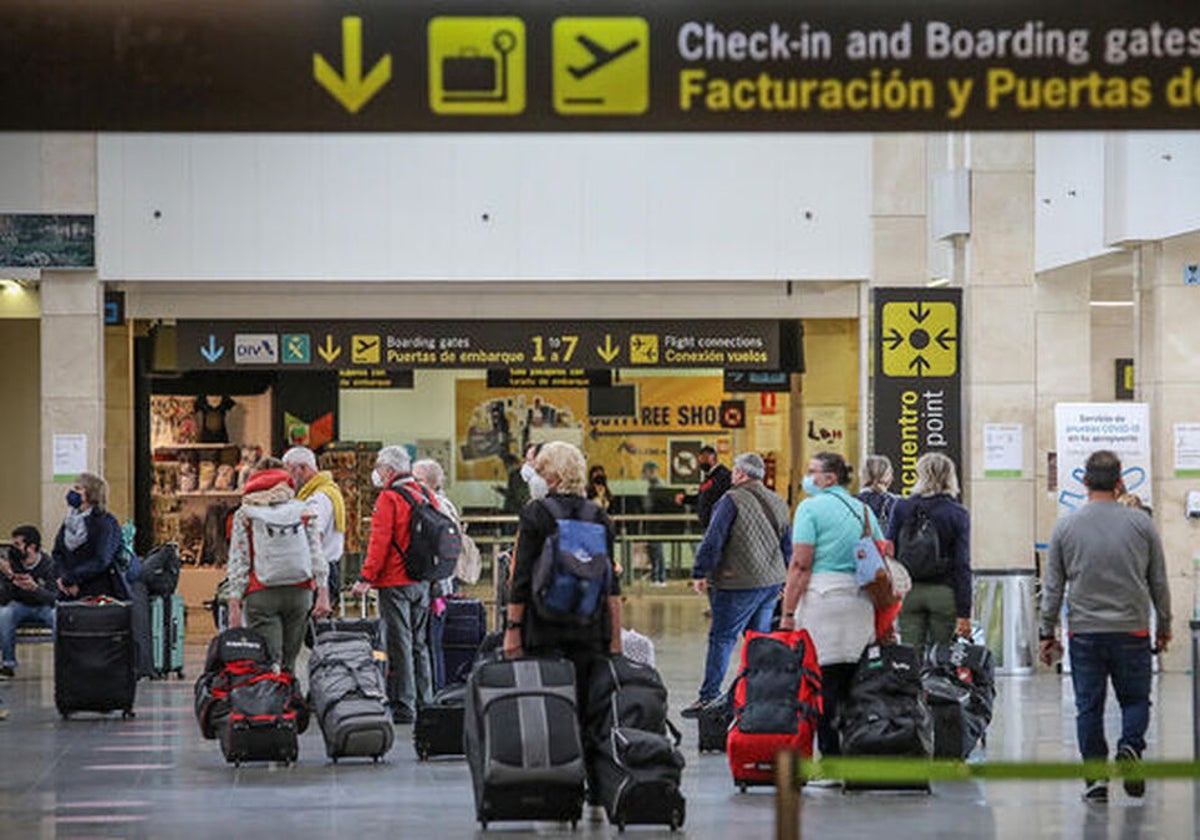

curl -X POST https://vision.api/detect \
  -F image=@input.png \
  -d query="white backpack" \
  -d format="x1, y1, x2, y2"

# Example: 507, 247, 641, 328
243, 501, 313, 586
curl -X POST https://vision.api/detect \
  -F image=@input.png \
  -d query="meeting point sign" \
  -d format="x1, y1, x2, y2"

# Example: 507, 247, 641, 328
872, 289, 963, 497
1, 0, 1198, 131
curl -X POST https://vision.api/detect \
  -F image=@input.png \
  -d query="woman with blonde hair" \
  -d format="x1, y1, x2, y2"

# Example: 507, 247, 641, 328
886, 452, 972, 647
52, 472, 126, 600
856, 455, 899, 533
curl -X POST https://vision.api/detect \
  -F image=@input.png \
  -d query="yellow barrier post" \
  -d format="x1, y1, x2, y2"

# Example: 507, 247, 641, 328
775, 750, 802, 840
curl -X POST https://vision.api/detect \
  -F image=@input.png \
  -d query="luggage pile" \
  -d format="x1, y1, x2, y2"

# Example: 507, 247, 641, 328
585, 656, 687, 831
308, 628, 394, 763
727, 630, 823, 792
921, 639, 996, 760
194, 628, 309, 766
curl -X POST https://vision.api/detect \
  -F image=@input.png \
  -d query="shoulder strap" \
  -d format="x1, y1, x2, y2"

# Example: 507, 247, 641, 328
538, 495, 565, 521
390, 482, 429, 508
742, 486, 784, 538
830, 490, 865, 526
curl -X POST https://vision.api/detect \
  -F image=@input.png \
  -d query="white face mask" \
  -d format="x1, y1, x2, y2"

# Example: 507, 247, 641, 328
520, 463, 549, 500
371, 468, 386, 489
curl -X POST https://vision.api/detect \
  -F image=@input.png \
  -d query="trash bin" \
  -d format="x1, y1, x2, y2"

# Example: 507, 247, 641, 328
972, 569, 1037, 676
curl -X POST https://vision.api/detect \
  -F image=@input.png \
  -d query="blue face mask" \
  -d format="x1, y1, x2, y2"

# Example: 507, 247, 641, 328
801, 475, 822, 496
66, 489, 83, 509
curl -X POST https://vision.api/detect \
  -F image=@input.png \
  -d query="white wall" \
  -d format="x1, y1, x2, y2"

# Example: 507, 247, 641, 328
97, 134, 871, 282
1036, 131, 1200, 273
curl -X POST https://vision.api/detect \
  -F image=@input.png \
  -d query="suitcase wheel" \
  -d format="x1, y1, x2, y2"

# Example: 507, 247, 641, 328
738, 782, 747, 794
331, 757, 338, 765
478, 821, 487, 830
122, 710, 136, 720
416, 749, 428, 762
570, 820, 577, 831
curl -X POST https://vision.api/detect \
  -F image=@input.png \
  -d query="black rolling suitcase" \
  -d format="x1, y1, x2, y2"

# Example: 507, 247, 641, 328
438, 597, 487, 687
585, 656, 686, 831
55, 599, 137, 719
840, 643, 933, 792
697, 692, 734, 753
465, 657, 586, 829
414, 682, 467, 760
218, 669, 304, 766
308, 631, 393, 763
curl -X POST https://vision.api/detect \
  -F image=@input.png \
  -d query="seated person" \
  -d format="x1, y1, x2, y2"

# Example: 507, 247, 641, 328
0, 526, 58, 679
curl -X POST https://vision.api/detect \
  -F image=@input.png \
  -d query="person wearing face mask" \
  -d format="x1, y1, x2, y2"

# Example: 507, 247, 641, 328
0, 526, 57, 679
520, 442, 548, 501
675, 445, 732, 528
779, 452, 883, 763
51, 472, 126, 601
351, 445, 438, 724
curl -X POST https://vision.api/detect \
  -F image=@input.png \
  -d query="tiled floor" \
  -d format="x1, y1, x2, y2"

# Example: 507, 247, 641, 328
0, 594, 1196, 839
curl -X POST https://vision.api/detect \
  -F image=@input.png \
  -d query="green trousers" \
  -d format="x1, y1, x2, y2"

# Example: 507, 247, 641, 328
898, 582, 957, 649
244, 586, 313, 672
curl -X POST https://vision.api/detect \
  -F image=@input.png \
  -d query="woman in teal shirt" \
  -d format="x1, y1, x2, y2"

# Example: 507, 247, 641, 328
780, 452, 882, 759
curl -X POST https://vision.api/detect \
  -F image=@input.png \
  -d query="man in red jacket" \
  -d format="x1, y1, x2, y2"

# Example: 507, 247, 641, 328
351, 445, 436, 724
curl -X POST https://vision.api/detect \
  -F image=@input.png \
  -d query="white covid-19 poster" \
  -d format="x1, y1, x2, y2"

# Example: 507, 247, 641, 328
1054, 402, 1151, 517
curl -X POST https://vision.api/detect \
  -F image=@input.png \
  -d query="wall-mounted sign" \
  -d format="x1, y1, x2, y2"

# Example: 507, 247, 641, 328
177, 320, 797, 371
871, 288, 962, 496
1115, 357, 1135, 400
2, 2, 1197, 132
984, 423, 1023, 478
488, 369, 612, 389
1054, 402, 1151, 514
0, 214, 94, 269
338, 369, 415, 389
724, 370, 791, 392
104, 291, 125, 326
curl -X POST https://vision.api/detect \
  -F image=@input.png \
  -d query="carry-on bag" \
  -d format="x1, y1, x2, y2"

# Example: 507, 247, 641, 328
149, 593, 186, 679
218, 669, 304, 766
922, 639, 995, 759
438, 597, 487, 687
55, 599, 137, 719
308, 630, 393, 762
465, 657, 586, 829
585, 655, 686, 831
840, 643, 933, 792
697, 693, 734, 753
414, 681, 467, 760
727, 630, 822, 792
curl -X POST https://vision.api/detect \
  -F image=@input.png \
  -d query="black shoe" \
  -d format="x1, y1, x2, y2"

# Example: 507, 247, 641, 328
1117, 746, 1145, 798
392, 709, 414, 725
680, 699, 707, 719
1082, 781, 1109, 803
0, 666, 14, 680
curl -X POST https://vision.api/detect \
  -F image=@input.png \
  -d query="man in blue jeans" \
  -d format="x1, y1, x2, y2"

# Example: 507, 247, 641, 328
1039, 450, 1172, 803
681, 453, 791, 717
0, 526, 58, 679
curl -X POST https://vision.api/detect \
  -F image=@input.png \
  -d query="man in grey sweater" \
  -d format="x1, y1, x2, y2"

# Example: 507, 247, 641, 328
681, 452, 791, 716
1039, 450, 1171, 804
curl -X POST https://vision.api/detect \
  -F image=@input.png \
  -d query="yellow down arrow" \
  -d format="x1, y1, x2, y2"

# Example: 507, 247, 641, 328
597, 334, 620, 363
317, 335, 342, 363
313, 17, 392, 114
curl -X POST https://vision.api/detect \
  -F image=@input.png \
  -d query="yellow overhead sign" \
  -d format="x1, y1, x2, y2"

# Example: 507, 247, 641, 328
552, 17, 650, 115
428, 17, 526, 115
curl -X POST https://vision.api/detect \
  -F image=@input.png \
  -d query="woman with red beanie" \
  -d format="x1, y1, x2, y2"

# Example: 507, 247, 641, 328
226, 461, 331, 671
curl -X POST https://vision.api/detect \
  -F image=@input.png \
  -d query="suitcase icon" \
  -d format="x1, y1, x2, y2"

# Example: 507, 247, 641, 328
440, 29, 517, 104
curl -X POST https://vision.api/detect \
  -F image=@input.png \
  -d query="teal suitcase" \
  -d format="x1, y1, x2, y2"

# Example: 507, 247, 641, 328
150, 594, 186, 678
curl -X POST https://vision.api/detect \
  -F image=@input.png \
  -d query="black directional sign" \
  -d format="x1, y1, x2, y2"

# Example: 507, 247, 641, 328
872, 288, 963, 497
175, 319, 803, 372
2, 1, 1199, 131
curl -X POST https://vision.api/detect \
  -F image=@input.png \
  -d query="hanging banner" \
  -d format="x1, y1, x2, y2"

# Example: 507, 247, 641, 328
3, 1, 1200, 132
1055, 403, 1152, 514
872, 287, 962, 496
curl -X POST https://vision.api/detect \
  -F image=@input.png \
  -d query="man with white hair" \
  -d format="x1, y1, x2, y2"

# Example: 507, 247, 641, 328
351, 445, 436, 724
681, 452, 791, 718
282, 446, 346, 606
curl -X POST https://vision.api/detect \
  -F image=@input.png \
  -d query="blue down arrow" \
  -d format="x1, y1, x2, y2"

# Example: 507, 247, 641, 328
199, 335, 225, 363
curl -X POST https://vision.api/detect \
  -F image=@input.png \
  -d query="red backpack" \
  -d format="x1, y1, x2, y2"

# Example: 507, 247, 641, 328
727, 629, 823, 791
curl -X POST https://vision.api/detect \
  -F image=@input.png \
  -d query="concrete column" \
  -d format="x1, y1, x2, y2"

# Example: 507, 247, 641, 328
37, 134, 100, 538
1137, 232, 1200, 670
962, 134, 1037, 570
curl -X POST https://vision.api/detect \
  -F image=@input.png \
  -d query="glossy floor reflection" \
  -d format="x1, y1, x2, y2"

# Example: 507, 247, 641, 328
0, 589, 1196, 839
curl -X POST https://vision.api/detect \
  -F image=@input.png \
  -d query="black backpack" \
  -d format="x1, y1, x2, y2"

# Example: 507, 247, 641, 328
141, 542, 182, 596
896, 503, 950, 583
390, 484, 462, 582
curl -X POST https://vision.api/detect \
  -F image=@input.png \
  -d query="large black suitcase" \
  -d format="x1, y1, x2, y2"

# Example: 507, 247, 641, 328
465, 657, 586, 829
309, 631, 393, 763
585, 656, 686, 831
414, 682, 467, 760
841, 643, 933, 792
55, 600, 137, 719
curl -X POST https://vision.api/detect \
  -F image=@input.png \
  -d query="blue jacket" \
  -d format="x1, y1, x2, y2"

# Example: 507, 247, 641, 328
886, 494, 972, 618
52, 510, 124, 599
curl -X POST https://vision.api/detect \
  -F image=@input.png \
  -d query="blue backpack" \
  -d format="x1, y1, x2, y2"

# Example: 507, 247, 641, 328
531, 497, 612, 625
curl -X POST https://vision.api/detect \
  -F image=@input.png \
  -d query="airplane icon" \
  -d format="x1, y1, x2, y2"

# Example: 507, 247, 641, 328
567, 34, 640, 79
